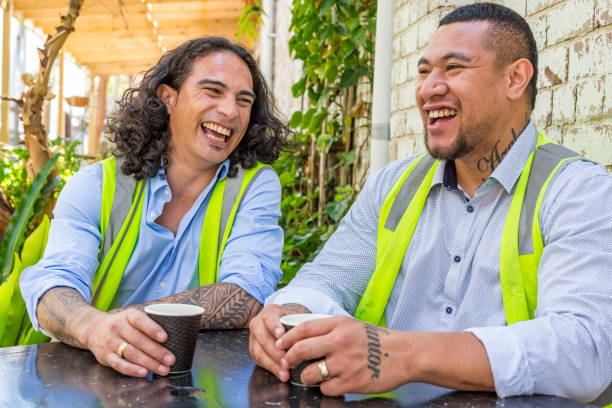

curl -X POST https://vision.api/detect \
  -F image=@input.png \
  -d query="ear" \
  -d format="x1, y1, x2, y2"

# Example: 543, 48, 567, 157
156, 84, 177, 113
505, 58, 533, 103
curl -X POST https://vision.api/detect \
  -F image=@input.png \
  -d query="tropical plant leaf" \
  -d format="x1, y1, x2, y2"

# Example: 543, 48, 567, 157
0, 155, 58, 283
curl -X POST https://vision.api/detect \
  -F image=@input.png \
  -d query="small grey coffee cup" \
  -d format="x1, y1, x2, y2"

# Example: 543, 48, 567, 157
279, 313, 332, 387
144, 303, 204, 374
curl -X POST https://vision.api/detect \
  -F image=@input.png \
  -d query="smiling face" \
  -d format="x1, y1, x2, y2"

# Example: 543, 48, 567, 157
158, 51, 255, 173
416, 21, 509, 161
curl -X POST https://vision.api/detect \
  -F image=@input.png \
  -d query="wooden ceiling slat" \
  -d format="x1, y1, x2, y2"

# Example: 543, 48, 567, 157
12, 0, 248, 75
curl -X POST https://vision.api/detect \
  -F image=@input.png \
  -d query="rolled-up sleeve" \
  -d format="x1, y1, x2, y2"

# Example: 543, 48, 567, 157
470, 162, 612, 402
20, 164, 104, 331
217, 168, 283, 304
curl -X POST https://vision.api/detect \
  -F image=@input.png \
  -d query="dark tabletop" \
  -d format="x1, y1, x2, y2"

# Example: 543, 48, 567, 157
0, 329, 596, 407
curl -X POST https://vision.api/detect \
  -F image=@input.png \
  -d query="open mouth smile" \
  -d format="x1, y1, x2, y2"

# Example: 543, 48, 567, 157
201, 121, 232, 144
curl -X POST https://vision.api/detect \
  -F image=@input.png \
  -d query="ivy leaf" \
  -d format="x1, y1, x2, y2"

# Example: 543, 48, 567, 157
301, 108, 316, 129
319, 0, 334, 15
316, 86, 334, 106
291, 77, 307, 98
326, 200, 349, 222
352, 26, 366, 46
289, 111, 303, 128
324, 61, 338, 83
340, 69, 358, 88
316, 133, 333, 153
334, 22, 349, 37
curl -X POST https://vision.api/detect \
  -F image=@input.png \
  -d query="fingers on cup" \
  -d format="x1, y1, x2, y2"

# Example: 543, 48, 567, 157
116, 340, 171, 376
127, 308, 167, 342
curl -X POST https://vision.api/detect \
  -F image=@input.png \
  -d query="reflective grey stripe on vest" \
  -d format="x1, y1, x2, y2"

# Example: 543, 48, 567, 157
218, 165, 273, 255
101, 158, 138, 259
384, 155, 436, 231
518, 143, 580, 255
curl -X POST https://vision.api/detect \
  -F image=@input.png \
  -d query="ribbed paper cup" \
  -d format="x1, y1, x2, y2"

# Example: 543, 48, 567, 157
144, 304, 204, 374
279, 314, 332, 386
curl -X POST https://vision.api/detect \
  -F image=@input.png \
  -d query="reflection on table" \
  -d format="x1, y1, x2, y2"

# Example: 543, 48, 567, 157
0, 329, 595, 407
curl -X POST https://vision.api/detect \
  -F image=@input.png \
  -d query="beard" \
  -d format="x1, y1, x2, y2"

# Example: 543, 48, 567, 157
423, 113, 491, 161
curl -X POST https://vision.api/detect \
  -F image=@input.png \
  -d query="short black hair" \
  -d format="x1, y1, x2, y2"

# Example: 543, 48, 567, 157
107, 37, 291, 179
440, 3, 538, 110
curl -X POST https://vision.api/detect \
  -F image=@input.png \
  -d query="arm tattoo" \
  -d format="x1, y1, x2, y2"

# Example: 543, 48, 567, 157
121, 282, 263, 329
38, 287, 93, 349
282, 303, 311, 314
363, 323, 389, 381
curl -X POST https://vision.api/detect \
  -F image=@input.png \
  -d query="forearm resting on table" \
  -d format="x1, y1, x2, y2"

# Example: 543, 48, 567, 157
116, 282, 263, 329
407, 331, 494, 392
37, 286, 101, 349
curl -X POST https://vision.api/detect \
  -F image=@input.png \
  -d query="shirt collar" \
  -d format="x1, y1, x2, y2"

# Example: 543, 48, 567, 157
429, 121, 538, 194
149, 159, 230, 193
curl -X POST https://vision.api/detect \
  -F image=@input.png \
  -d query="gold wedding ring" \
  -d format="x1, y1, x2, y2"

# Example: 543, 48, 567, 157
318, 360, 329, 380
116, 341, 129, 359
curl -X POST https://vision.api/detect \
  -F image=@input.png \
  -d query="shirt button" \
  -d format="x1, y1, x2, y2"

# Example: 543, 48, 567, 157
160, 282, 166, 288
466, 205, 474, 213
446, 306, 453, 314
150, 211, 156, 218
165, 189, 170, 196
453, 255, 461, 263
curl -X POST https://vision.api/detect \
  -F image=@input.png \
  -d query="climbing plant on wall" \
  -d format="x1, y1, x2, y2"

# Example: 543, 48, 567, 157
275, 0, 377, 284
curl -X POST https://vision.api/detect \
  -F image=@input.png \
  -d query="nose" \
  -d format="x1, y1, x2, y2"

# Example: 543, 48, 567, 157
217, 95, 239, 119
417, 68, 449, 102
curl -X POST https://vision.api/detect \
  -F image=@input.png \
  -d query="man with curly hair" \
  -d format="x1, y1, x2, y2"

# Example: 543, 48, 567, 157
20, 37, 290, 377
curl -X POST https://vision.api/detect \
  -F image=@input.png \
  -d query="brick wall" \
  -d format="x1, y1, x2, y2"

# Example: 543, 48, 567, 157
391, 0, 612, 170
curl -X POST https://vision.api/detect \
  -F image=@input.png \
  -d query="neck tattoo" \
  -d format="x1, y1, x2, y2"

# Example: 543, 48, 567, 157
477, 128, 519, 175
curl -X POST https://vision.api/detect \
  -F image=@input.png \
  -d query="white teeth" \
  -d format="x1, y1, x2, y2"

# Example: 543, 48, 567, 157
428, 109, 457, 119
202, 122, 231, 137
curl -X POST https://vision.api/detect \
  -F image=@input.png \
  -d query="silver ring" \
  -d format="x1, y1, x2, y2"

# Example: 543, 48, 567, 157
318, 360, 329, 380
117, 341, 129, 359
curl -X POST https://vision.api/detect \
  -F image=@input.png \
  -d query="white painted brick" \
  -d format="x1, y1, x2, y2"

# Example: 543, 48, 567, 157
505, 0, 527, 16
563, 123, 612, 165
409, 0, 429, 24
569, 31, 612, 81
595, 0, 612, 27
405, 107, 425, 135
541, 125, 564, 143
604, 74, 612, 118
547, 0, 594, 45
575, 77, 604, 121
532, 88, 553, 127
390, 110, 408, 139
537, 46, 568, 88
400, 25, 419, 57
429, 0, 441, 12
395, 4, 411, 35
392, 57, 408, 87
527, 0, 550, 15
393, 34, 401, 60
406, 53, 422, 82
389, 138, 398, 162
552, 83, 576, 125
527, 14, 547, 51
397, 135, 419, 159
417, 12, 440, 48
397, 81, 417, 110
439, 0, 476, 6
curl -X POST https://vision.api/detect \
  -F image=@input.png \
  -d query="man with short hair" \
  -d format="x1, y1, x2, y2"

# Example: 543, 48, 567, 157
21, 37, 290, 377
249, 3, 612, 402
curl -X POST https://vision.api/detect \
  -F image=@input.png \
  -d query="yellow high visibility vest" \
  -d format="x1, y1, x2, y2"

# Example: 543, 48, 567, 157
354, 133, 582, 327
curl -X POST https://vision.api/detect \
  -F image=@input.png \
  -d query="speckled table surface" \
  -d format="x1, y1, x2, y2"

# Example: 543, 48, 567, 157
0, 329, 595, 407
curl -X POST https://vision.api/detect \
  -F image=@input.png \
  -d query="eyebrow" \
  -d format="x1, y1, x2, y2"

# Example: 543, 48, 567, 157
417, 52, 473, 66
197, 79, 256, 100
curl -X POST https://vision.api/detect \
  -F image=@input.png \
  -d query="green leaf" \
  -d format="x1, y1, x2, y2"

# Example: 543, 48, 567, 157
289, 111, 303, 128
334, 22, 349, 37
340, 69, 358, 88
291, 77, 307, 98
352, 26, 367, 46
0, 155, 59, 283
325, 200, 349, 222
279, 171, 296, 187
301, 108, 316, 129
316, 134, 333, 153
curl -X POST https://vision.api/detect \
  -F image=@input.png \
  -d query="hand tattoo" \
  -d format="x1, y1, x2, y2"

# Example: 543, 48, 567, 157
477, 128, 519, 174
282, 303, 311, 314
364, 323, 389, 380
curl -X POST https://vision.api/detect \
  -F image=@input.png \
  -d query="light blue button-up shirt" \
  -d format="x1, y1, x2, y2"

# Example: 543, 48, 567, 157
268, 122, 612, 402
21, 159, 283, 330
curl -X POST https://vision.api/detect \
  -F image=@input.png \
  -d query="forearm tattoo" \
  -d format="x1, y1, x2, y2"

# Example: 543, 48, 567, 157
281, 303, 311, 314
38, 287, 93, 348
123, 282, 263, 329
364, 323, 389, 380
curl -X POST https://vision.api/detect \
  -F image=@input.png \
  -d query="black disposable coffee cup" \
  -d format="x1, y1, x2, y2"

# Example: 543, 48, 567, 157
279, 313, 332, 387
144, 304, 205, 374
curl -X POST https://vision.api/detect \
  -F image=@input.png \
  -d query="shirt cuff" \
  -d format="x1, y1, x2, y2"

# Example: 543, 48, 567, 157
265, 286, 351, 317
467, 325, 535, 398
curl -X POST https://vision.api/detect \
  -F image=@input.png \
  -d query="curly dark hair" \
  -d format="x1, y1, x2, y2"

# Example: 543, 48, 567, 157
106, 37, 291, 179
440, 3, 538, 111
